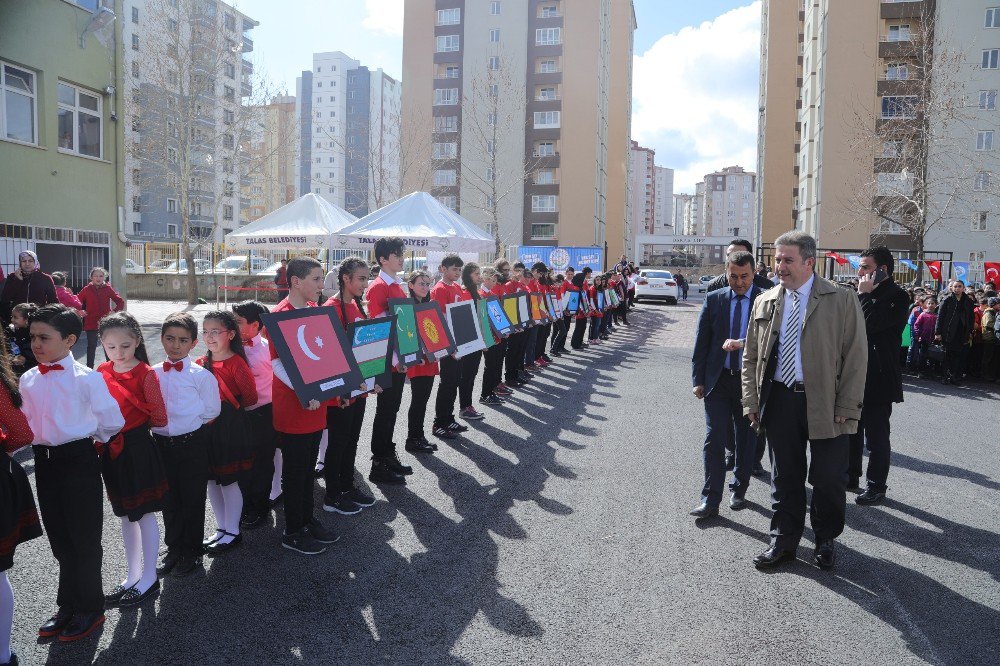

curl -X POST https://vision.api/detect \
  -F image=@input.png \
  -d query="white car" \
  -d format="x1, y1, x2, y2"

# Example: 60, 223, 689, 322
214, 256, 272, 274
153, 259, 212, 274
696, 275, 715, 293
635, 269, 680, 304
124, 258, 145, 274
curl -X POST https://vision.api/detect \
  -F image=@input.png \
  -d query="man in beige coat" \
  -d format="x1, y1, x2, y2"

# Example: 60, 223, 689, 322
742, 230, 867, 571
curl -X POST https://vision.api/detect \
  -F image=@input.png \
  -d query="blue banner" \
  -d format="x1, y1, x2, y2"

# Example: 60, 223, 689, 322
518, 246, 604, 272
899, 259, 918, 271
953, 261, 970, 285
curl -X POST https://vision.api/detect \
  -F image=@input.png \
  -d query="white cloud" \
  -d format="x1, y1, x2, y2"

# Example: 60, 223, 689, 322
362, 0, 404, 37
632, 2, 761, 193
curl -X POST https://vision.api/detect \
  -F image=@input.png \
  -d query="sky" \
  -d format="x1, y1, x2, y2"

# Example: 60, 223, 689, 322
236, 0, 760, 194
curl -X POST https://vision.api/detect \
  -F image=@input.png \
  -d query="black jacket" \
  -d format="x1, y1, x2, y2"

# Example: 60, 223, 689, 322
935, 293, 975, 346
858, 278, 910, 404
706, 272, 775, 294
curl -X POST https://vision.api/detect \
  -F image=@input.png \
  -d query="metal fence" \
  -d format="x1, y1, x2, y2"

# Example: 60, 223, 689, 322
123, 242, 368, 275
758, 245, 957, 286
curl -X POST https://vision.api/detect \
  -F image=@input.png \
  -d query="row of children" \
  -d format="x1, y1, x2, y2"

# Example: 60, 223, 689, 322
0, 237, 634, 659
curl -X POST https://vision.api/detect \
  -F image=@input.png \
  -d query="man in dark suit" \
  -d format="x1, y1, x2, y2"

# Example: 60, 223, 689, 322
690, 251, 761, 518
849, 246, 910, 505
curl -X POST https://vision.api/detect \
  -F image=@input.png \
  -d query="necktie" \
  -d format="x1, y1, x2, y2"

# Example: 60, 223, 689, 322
38, 363, 64, 375
163, 361, 183, 372
780, 290, 801, 386
729, 295, 743, 370
243, 338, 254, 347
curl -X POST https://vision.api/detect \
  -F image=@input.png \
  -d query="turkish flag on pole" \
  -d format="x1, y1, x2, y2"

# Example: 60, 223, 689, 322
825, 251, 848, 266
984, 262, 1000, 284
925, 261, 942, 280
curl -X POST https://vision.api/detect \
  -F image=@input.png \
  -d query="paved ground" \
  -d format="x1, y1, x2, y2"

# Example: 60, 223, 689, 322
8, 299, 1000, 665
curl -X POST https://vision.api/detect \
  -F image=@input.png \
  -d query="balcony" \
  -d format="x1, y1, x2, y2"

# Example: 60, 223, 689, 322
878, 35, 918, 59
881, 1, 924, 20
877, 77, 920, 96
242, 36, 253, 53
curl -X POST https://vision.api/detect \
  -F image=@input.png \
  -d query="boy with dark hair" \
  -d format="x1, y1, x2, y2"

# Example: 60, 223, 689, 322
364, 238, 412, 482
8, 302, 38, 376
431, 254, 466, 438
503, 263, 532, 386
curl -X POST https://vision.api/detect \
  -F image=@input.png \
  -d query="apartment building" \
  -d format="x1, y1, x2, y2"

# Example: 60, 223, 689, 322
674, 193, 695, 235
295, 52, 402, 218
401, 0, 636, 259
245, 95, 297, 222
628, 140, 655, 261
653, 166, 675, 233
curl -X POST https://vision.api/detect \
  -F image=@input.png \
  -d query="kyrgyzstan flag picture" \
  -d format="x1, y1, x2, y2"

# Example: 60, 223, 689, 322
985, 262, 1000, 284
925, 261, 942, 280
415, 305, 451, 355
276, 313, 351, 385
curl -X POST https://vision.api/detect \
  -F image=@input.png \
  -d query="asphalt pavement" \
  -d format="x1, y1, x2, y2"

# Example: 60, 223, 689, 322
8, 299, 1000, 665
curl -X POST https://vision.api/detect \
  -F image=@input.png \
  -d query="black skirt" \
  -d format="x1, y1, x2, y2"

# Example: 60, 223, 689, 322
207, 402, 255, 486
0, 450, 43, 571
102, 427, 170, 521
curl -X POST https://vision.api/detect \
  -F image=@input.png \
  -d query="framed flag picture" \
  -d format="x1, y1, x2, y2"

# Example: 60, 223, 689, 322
346, 315, 396, 397
517, 292, 531, 327
261, 306, 363, 406
387, 298, 423, 369
537, 293, 551, 321
529, 293, 544, 324
608, 289, 620, 307
477, 298, 498, 347
414, 301, 457, 360
487, 295, 515, 336
565, 290, 581, 315
502, 294, 522, 330
546, 293, 561, 319
597, 290, 606, 311
446, 300, 487, 358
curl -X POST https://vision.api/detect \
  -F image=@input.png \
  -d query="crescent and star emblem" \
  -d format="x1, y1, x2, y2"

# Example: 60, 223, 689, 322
296, 324, 323, 361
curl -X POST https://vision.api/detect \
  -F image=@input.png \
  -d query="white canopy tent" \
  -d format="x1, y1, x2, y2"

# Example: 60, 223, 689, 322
223, 193, 358, 252
332, 191, 496, 254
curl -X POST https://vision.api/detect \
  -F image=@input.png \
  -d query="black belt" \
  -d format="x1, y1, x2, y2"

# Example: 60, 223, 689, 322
32, 438, 94, 460
152, 427, 205, 446
777, 381, 806, 393
722, 368, 741, 377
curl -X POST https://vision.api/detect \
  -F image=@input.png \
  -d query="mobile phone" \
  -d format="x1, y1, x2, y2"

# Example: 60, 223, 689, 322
873, 268, 888, 283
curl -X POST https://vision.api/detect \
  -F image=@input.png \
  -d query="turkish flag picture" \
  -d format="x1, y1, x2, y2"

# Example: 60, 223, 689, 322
276, 314, 351, 384
925, 261, 942, 280
985, 262, 1000, 284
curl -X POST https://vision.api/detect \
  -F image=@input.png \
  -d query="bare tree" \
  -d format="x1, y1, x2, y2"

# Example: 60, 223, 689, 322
128, 0, 285, 303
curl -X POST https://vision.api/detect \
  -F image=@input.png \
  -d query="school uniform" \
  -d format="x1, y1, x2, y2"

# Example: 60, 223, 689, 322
535, 283, 553, 361
567, 284, 589, 348
97, 362, 170, 520
197, 355, 257, 485
270, 297, 328, 536
241, 333, 277, 518
0, 388, 41, 573
551, 281, 570, 353
20, 354, 125, 614
431, 280, 464, 428
503, 281, 529, 384
152, 357, 221, 559
457, 287, 483, 411
588, 286, 603, 341
480, 286, 504, 398
364, 271, 408, 459
407, 355, 439, 440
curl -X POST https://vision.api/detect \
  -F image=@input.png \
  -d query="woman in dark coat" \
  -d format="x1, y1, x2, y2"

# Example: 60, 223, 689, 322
0, 251, 56, 326
935, 280, 976, 385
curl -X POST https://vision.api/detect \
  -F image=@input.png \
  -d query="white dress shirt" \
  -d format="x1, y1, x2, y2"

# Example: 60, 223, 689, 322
380, 269, 402, 286
20, 353, 125, 445
244, 333, 273, 409
778, 273, 815, 384
152, 356, 222, 436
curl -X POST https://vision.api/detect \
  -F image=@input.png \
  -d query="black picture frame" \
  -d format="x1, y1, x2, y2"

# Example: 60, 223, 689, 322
346, 314, 397, 397
413, 300, 458, 360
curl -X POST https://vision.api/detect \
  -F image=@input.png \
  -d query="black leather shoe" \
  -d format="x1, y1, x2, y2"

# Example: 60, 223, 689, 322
855, 488, 886, 505
689, 503, 719, 519
104, 583, 131, 607
3, 651, 18, 665
58, 612, 105, 642
172, 555, 201, 577
386, 452, 413, 475
118, 580, 160, 607
813, 539, 835, 569
751, 462, 766, 477
729, 494, 748, 511
846, 477, 862, 493
405, 436, 436, 453
753, 545, 796, 570
206, 532, 243, 557
724, 454, 735, 471
155, 551, 179, 577
369, 458, 405, 485
38, 609, 73, 638
241, 508, 266, 529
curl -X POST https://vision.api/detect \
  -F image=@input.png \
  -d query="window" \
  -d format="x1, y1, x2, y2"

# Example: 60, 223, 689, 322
437, 195, 457, 210
434, 88, 458, 105
1, 63, 37, 144
887, 25, 910, 42
57, 82, 102, 158
224, 109, 234, 124
486, 167, 495, 182
489, 84, 498, 97
434, 115, 458, 132
535, 141, 555, 156
539, 59, 558, 73
167, 223, 178, 237
885, 63, 907, 80
987, 7, 1000, 27
437, 35, 460, 52
432, 142, 457, 159
881, 96, 917, 119
167, 198, 177, 213
168, 70, 178, 86
983, 49, 1000, 69
224, 85, 235, 102
978, 130, 994, 150
223, 204, 234, 220
132, 196, 141, 212
223, 133, 234, 149
438, 65, 460, 79
491, 2, 501, 15
487, 113, 497, 125
490, 29, 500, 43
531, 223, 556, 239
536, 28, 562, 45
975, 171, 992, 191
973, 212, 989, 231
434, 169, 457, 186
317, 81, 322, 88
223, 157, 232, 173
131, 6, 138, 23
541, 5, 559, 18
532, 195, 557, 212
224, 13, 236, 30
131, 33, 139, 50
486, 140, 495, 155
224, 62, 236, 79
981, 90, 998, 110
537, 86, 557, 100
131, 168, 141, 186
488, 56, 500, 71
533, 111, 560, 128
436, 8, 460, 25
190, 201, 202, 216
132, 61, 139, 78
534, 170, 555, 184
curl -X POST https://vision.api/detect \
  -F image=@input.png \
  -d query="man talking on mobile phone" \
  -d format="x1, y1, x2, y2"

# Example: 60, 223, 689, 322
849, 246, 910, 505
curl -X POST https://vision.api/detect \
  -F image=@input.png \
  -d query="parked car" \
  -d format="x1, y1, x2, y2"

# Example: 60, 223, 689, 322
696, 275, 715, 293
635, 269, 679, 304
153, 259, 212, 274
214, 255, 272, 275
124, 258, 145, 274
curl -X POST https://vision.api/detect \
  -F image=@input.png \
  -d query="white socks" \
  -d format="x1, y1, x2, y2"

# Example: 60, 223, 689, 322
317, 430, 328, 468
207, 481, 244, 546
120, 514, 160, 593
1, 571, 13, 664
270, 449, 283, 501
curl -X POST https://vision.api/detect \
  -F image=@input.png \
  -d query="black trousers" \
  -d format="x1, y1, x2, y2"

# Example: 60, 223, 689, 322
371, 370, 405, 457
571, 317, 588, 348
763, 383, 849, 550
85, 329, 105, 369
325, 398, 367, 495
536, 323, 551, 359
33, 439, 104, 613
701, 373, 754, 506
277, 430, 321, 535
552, 318, 569, 351
848, 401, 893, 492
504, 332, 525, 383
242, 404, 276, 515
156, 428, 209, 559
482, 343, 504, 397
435, 356, 461, 427
407, 375, 434, 439
944, 342, 969, 380
459, 350, 482, 410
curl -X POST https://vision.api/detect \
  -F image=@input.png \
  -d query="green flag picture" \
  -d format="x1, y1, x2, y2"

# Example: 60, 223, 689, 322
477, 298, 497, 348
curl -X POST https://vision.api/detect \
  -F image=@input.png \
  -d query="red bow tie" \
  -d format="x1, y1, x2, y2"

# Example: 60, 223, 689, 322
243, 338, 254, 347
38, 363, 65, 375
163, 361, 184, 372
